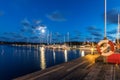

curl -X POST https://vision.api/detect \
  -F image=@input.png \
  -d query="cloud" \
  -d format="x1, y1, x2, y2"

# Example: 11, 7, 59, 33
0, 37, 10, 41
30, 36, 39, 39
33, 20, 42, 25
87, 26, 101, 32
86, 26, 102, 37
13, 34, 23, 38
46, 11, 66, 21
107, 29, 117, 34
73, 30, 82, 36
91, 31, 102, 37
3, 32, 23, 38
107, 35, 115, 40
106, 8, 120, 24
87, 26, 102, 37
36, 25, 47, 31
3, 32, 16, 35
86, 37, 92, 40
20, 28, 27, 32
87, 26, 96, 30
20, 18, 48, 37
94, 37, 101, 41
21, 18, 31, 27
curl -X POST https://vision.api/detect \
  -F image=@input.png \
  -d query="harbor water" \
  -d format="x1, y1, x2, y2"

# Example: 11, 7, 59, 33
0, 44, 85, 80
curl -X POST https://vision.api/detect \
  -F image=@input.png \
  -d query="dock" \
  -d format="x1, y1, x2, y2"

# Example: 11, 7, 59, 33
14, 54, 120, 80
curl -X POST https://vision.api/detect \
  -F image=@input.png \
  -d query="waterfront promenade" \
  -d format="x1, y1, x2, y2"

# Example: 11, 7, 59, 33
14, 54, 120, 80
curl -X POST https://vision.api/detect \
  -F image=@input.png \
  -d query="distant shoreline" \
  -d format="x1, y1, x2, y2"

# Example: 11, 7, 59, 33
0, 41, 97, 45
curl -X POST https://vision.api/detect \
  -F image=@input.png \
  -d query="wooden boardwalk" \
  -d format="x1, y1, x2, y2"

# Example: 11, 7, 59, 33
14, 54, 120, 80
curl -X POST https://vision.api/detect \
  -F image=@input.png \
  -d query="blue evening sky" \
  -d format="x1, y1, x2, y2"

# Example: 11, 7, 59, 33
0, 0, 120, 42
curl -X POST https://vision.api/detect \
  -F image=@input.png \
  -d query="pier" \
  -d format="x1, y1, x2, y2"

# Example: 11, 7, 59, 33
14, 54, 120, 80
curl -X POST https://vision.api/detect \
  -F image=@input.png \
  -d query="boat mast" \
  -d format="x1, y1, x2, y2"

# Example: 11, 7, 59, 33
104, 0, 107, 39
67, 32, 69, 46
64, 36, 65, 43
50, 32, 52, 44
117, 14, 120, 45
47, 31, 49, 45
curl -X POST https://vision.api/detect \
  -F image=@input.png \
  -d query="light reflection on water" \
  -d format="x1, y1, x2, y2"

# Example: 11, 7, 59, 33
40, 47, 46, 70
81, 51, 85, 57
0, 44, 85, 80
64, 49, 68, 62
53, 49, 56, 63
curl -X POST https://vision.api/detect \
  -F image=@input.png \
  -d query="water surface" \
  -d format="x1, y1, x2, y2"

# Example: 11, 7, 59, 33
0, 44, 83, 80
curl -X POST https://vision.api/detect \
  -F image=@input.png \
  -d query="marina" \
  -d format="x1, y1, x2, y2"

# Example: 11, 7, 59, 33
1, 0, 120, 79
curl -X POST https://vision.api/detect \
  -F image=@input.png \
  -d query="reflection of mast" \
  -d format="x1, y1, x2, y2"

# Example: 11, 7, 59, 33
64, 49, 68, 62
53, 49, 56, 63
40, 47, 46, 70
1, 47, 4, 55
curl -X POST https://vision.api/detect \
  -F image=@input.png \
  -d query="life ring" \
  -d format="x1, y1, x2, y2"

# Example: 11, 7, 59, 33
96, 40, 114, 56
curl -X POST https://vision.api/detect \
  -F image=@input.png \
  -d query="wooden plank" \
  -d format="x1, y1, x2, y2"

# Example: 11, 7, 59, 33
14, 54, 100, 80
61, 63, 95, 80
115, 64, 120, 80
95, 63, 114, 80
95, 56, 104, 63
83, 63, 102, 80
34, 61, 90, 80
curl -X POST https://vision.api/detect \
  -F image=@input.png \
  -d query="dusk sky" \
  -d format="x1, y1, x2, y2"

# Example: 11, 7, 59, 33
0, 0, 120, 42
